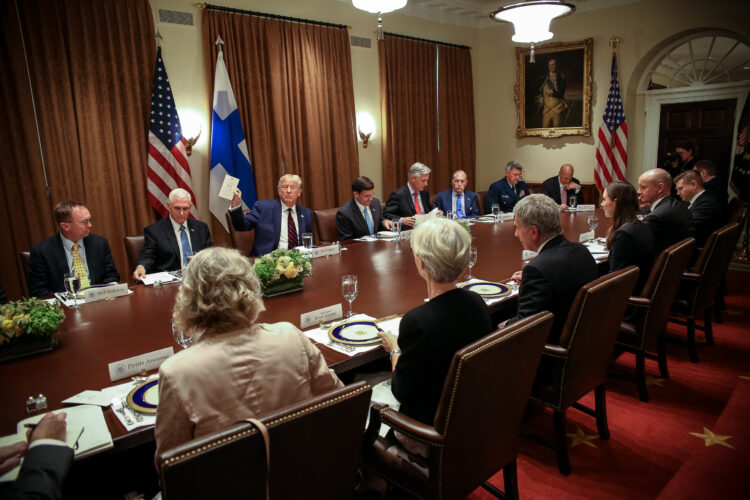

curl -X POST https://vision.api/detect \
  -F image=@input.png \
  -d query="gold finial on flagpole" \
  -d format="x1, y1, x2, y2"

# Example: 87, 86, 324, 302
609, 36, 621, 56
155, 30, 163, 47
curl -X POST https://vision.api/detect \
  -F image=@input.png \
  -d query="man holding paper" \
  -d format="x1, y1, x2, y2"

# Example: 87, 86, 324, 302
228, 174, 313, 256
336, 176, 392, 240
383, 162, 441, 227
133, 188, 213, 281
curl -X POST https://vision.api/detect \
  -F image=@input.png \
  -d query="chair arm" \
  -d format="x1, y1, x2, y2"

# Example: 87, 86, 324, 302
628, 296, 652, 309
543, 344, 569, 359
366, 404, 445, 447
682, 271, 703, 282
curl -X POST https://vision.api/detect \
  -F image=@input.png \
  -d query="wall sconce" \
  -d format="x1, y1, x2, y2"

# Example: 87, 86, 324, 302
356, 112, 376, 149
178, 108, 206, 156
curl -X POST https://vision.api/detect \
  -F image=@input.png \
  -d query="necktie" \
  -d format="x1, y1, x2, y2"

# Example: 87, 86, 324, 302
179, 226, 192, 266
561, 186, 567, 205
287, 208, 298, 247
456, 195, 464, 218
413, 191, 423, 215
72, 242, 90, 289
363, 208, 374, 235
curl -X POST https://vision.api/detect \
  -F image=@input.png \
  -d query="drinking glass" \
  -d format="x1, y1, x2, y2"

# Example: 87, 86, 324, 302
342, 275, 358, 318
467, 246, 478, 280
587, 214, 599, 232
569, 194, 578, 209
302, 233, 314, 252
172, 321, 193, 349
63, 272, 81, 309
392, 219, 401, 241
492, 204, 500, 222
446, 210, 453, 220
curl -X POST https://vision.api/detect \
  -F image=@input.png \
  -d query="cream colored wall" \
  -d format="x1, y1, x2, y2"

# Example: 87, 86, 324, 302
150, 0, 748, 221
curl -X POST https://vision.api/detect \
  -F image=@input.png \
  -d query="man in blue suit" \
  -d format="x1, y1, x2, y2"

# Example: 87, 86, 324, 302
434, 170, 479, 218
336, 176, 392, 240
229, 174, 313, 256
27, 200, 120, 297
486, 161, 529, 213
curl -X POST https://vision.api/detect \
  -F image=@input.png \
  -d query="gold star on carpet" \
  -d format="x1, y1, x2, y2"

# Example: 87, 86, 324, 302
689, 427, 735, 449
739, 372, 750, 381
696, 337, 707, 344
646, 374, 666, 386
567, 427, 599, 448
725, 309, 743, 317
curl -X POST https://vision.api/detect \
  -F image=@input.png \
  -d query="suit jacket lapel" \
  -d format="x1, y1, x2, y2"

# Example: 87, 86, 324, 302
351, 199, 367, 234
54, 233, 69, 276
163, 217, 181, 258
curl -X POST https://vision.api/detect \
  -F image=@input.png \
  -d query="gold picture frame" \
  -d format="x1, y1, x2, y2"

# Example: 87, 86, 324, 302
514, 38, 593, 138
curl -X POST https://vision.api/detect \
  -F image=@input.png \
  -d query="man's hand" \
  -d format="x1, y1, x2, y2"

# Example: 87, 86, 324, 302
133, 265, 146, 281
435, 210, 444, 217
0, 441, 27, 475
27, 412, 67, 443
230, 188, 243, 209
378, 331, 399, 353
383, 219, 393, 231
401, 216, 416, 227
511, 270, 523, 283
566, 181, 580, 191
559, 204, 569, 211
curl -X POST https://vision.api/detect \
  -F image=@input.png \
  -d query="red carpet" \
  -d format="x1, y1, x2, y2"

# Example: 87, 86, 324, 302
469, 270, 750, 499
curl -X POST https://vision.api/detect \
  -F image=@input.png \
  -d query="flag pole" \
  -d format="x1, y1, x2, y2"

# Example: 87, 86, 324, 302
609, 36, 621, 56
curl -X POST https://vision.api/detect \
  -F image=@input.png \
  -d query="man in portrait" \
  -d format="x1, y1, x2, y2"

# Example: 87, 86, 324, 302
537, 58, 568, 128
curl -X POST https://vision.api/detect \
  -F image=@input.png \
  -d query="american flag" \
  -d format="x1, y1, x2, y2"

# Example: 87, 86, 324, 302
147, 46, 196, 218
594, 55, 627, 193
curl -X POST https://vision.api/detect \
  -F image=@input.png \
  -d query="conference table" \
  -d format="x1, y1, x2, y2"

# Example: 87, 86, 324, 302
0, 209, 610, 452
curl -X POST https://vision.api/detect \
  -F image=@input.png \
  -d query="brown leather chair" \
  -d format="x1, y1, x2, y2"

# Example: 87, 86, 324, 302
20, 251, 31, 297
123, 236, 144, 277
158, 382, 371, 499
476, 190, 488, 215
429, 192, 437, 208
615, 237, 695, 402
363, 312, 554, 500
529, 266, 640, 475
726, 197, 747, 225
225, 212, 255, 257
313, 207, 339, 244
670, 223, 740, 362
715, 200, 746, 318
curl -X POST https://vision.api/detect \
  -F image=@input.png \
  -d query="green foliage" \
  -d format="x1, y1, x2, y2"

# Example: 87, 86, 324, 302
1, 298, 64, 343
253, 249, 312, 286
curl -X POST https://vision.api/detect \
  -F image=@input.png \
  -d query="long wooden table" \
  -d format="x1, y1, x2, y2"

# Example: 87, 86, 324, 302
0, 209, 609, 446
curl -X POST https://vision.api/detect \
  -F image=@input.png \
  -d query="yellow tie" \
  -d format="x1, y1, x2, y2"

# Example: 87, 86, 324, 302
72, 242, 91, 289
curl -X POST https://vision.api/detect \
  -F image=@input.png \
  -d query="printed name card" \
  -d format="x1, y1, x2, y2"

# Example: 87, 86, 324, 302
84, 283, 129, 303
218, 174, 240, 200
300, 303, 343, 329
579, 230, 595, 243
311, 244, 341, 259
576, 204, 596, 212
108, 347, 174, 382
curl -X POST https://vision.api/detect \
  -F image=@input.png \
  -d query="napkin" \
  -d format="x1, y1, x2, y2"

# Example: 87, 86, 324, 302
101, 378, 158, 431
456, 278, 519, 306
303, 313, 401, 357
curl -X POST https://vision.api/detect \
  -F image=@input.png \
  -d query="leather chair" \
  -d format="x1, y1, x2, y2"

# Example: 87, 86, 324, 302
123, 236, 144, 278
429, 192, 437, 208
726, 197, 747, 225
615, 238, 695, 402
476, 190, 488, 216
670, 223, 740, 362
313, 207, 339, 244
20, 251, 31, 297
715, 200, 747, 319
529, 266, 640, 475
225, 212, 255, 257
363, 312, 554, 500
158, 382, 371, 499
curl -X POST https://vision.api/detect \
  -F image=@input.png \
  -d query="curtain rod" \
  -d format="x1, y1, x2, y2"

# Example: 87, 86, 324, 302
383, 32, 470, 50
199, 3, 349, 30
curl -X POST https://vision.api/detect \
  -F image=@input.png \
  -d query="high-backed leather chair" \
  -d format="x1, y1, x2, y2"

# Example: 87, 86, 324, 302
476, 190, 488, 215
615, 238, 695, 402
529, 266, 640, 475
429, 192, 437, 208
715, 200, 746, 319
20, 251, 31, 297
726, 197, 747, 225
670, 223, 740, 362
363, 312, 554, 500
313, 207, 339, 244
225, 212, 255, 257
123, 236, 144, 278
158, 382, 371, 499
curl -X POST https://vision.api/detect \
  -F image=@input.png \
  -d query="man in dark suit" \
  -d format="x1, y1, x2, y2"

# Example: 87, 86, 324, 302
434, 170, 480, 218
541, 163, 584, 209
503, 194, 598, 343
27, 200, 120, 297
676, 170, 723, 248
228, 174, 313, 256
694, 159, 728, 218
384, 162, 441, 228
133, 188, 213, 280
638, 168, 695, 255
0, 412, 73, 500
486, 161, 529, 213
336, 176, 392, 240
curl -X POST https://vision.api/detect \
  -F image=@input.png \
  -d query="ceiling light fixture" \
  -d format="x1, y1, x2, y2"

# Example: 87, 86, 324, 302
352, 0, 407, 40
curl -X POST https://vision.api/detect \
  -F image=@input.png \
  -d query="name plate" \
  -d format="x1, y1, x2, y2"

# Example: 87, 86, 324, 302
310, 244, 340, 259
108, 347, 174, 382
84, 283, 129, 303
579, 230, 595, 242
500, 213, 514, 221
576, 204, 596, 212
300, 303, 343, 329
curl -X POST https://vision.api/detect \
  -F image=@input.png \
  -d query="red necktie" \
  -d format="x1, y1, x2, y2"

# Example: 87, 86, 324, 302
413, 191, 423, 215
287, 208, 298, 248
561, 186, 567, 205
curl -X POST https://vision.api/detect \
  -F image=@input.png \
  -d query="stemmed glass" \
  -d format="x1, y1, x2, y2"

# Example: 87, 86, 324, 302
172, 320, 193, 349
587, 214, 599, 233
467, 246, 478, 280
341, 275, 358, 318
63, 272, 81, 309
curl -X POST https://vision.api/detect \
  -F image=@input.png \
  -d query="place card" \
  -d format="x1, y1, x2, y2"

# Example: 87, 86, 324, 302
311, 244, 340, 259
576, 204, 596, 212
218, 174, 240, 200
579, 230, 595, 243
84, 283, 129, 303
63, 390, 112, 407
108, 347, 174, 382
500, 212, 514, 221
300, 303, 343, 329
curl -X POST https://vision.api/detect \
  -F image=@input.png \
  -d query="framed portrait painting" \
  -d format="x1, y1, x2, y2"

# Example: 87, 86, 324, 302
514, 38, 593, 138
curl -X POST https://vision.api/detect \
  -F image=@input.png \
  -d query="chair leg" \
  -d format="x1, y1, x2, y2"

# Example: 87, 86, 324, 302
503, 459, 520, 500
553, 409, 571, 476
657, 336, 669, 379
686, 317, 699, 363
636, 351, 649, 402
594, 384, 610, 440
704, 308, 714, 346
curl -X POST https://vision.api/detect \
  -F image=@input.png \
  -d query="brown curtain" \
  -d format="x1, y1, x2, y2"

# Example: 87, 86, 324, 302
438, 45, 476, 192
203, 9, 358, 214
379, 35, 438, 197
0, 0, 155, 300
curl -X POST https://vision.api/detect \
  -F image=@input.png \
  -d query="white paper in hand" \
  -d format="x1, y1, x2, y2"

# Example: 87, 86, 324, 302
218, 174, 240, 200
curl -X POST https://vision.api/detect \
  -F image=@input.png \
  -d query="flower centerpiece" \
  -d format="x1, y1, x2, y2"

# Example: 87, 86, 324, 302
253, 249, 312, 297
0, 297, 65, 362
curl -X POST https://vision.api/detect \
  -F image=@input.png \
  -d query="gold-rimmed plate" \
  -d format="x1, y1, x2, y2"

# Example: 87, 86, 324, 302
328, 321, 382, 346
461, 281, 512, 299
126, 379, 159, 414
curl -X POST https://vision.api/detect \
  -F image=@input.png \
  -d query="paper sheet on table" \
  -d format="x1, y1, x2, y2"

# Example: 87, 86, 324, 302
101, 378, 159, 431
456, 278, 519, 306
141, 272, 180, 286
414, 208, 440, 227
63, 390, 112, 407
354, 235, 379, 242
218, 174, 240, 200
303, 313, 401, 357
584, 240, 609, 260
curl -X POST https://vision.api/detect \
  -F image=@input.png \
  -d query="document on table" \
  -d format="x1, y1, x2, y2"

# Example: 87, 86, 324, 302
141, 271, 180, 286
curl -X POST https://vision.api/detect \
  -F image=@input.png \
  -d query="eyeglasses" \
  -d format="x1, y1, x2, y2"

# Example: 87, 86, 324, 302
63, 219, 92, 226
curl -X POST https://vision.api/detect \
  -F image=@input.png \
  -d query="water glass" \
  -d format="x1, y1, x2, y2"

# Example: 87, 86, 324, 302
446, 210, 453, 220
569, 194, 578, 209
302, 232, 314, 253
341, 275, 358, 318
63, 272, 81, 309
172, 321, 193, 349
492, 204, 500, 222
467, 246, 478, 280
392, 219, 401, 241
587, 214, 599, 232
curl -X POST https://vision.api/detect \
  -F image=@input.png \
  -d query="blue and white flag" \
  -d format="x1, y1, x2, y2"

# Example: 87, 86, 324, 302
209, 45, 257, 231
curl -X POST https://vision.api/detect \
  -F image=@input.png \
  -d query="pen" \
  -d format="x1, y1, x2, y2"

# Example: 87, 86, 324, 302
23, 423, 37, 429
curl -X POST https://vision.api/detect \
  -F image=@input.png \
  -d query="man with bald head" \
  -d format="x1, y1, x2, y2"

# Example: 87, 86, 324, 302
541, 164, 583, 209
434, 170, 479, 218
638, 168, 695, 255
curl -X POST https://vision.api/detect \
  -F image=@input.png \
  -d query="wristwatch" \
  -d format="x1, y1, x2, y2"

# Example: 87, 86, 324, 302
390, 349, 401, 359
